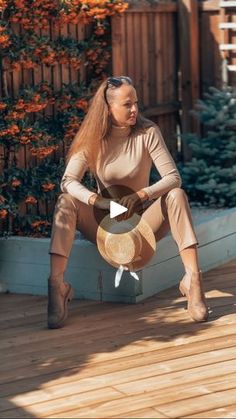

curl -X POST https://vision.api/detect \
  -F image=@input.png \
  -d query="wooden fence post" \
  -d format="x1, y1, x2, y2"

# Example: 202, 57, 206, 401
178, 0, 200, 144
111, 15, 126, 76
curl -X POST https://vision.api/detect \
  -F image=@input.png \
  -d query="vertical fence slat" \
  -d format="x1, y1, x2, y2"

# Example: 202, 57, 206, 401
77, 24, 86, 83
155, 12, 162, 106
51, 24, 61, 96
133, 13, 142, 100
148, 11, 156, 107
178, 0, 200, 139
126, 12, 135, 78
141, 12, 149, 106
41, 24, 53, 117
69, 23, 79, 85
60, 24, 70, 86
111, 15, 126, 76
11, 24, 22, 99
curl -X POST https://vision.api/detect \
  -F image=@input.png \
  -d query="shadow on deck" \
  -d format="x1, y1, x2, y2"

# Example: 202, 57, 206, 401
0, 259, 236, 418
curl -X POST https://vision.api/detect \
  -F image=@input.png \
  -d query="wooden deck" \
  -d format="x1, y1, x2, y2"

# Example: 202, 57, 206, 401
0, 260, 236, 418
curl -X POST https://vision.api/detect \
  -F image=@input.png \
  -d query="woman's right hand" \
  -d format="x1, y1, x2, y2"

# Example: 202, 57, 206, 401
88, 193, 111, 210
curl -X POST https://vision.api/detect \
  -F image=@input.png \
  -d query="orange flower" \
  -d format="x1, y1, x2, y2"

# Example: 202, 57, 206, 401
5, 111, 25, 120
0, 102, 7, 110
95, 26, 105, 36
15, 99, 25, 110
75, 99, 88, 111
15, 0, 25, 7
24, 102, 47, 113
0, 209, 8, 219
57, 102, 71, 111
25, 196, 37, 205
11, 179, 21, 187
19, 135, 31, 145
31, 145, 58, 158
33, 94, 41, 102
22, 60, 36, 69
0, 34, 7, 41
4, 124, 20, 135
11, 124, 20, 134
11, 62, 21, 71
0, 0, 7, 12
0, 34, 10, 44
42, 183, 55, 192
31, 220, 50, 229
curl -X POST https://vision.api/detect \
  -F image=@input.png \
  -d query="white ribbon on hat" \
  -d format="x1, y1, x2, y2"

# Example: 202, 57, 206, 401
100, 216, 143, 287
115, 265, 139, 288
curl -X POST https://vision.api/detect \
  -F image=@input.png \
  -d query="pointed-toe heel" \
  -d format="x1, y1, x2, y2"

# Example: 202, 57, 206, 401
179, 270, 209, 323
47, 278, 74, 329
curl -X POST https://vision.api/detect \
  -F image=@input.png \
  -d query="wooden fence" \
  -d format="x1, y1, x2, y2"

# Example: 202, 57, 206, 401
1, 21, 89, 109
1, 0, 236, 165
112, 0, 236, 159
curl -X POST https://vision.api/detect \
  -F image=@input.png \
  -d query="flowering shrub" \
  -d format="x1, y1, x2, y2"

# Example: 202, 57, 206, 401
4, 32, 110, 72
0, 0, 128, 236
6, 0, 128, 30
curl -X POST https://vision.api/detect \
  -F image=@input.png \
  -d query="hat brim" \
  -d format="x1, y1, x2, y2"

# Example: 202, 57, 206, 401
96, 213, 156, 271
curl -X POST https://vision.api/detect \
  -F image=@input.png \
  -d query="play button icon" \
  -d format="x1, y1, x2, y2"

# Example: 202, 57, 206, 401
110, 201, 128, 219
92, 184, 145, 231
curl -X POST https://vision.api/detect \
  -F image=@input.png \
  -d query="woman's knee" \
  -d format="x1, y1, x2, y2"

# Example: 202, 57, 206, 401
167, 187, 187, 203
56, 193, 79, 211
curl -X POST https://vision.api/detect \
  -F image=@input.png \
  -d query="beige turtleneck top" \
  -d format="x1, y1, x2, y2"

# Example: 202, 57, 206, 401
61, 123, 181, 205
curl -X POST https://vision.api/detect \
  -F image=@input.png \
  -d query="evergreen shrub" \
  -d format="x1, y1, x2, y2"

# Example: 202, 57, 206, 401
179, 86, 236, 208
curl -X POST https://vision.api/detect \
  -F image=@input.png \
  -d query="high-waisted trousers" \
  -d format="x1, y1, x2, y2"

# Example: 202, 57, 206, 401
49, 188, 198, 258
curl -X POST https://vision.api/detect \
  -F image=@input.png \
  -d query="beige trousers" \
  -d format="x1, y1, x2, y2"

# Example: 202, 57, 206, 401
49, 188, 198, 258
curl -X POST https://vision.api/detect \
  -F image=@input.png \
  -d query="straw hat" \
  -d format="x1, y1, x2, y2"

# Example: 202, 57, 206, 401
96, 213, 156, 271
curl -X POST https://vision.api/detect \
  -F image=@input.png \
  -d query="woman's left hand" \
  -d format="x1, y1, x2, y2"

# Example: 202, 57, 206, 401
116, 190, 149, 220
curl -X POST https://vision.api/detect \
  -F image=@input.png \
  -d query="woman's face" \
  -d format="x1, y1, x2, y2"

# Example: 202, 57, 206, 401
108, 84, 138, 127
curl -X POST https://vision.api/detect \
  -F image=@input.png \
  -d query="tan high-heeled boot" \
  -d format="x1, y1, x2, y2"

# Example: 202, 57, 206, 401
47, 275, 74, 329
179, 268, 209, 322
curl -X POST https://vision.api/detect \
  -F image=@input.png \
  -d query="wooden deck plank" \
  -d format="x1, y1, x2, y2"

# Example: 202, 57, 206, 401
38, 377, 236, 418
0, 290, 234, 340
1, 346, 236, 410
0, 259, 235, 418
1, 332, 236, 395
187, 403, 236, 418
2, 372, 236, 418
115, 407, 168, 418
156, 388, 236, 418
1, 388, 124, 418
1, 307, 236, 385
1, 315, 236, 385
0, 270, 234, 339
0, 293, 234, 347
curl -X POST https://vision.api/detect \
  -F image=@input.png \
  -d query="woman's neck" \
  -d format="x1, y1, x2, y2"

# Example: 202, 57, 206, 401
110, 124, 131, 139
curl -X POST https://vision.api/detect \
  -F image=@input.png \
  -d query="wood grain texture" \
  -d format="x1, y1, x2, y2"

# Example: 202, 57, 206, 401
0, 259, 236, 418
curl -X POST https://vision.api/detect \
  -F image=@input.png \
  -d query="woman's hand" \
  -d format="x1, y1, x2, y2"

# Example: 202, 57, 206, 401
116, 189, 149, 220
88, 193, 111, 210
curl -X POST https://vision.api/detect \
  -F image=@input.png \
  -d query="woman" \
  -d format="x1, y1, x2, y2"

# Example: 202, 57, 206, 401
48, 76, 208, 329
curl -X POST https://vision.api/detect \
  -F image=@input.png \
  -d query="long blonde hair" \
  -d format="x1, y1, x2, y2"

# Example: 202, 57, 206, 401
66, 78, 151, 173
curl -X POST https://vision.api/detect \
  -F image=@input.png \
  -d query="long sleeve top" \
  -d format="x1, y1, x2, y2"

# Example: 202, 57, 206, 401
61, 123, 181, 205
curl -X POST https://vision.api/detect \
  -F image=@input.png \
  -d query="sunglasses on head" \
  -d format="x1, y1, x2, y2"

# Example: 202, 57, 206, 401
104, 76, 133, 104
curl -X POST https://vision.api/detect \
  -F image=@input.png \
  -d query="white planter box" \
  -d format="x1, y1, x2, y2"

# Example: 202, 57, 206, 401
1, 208, 236, 302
